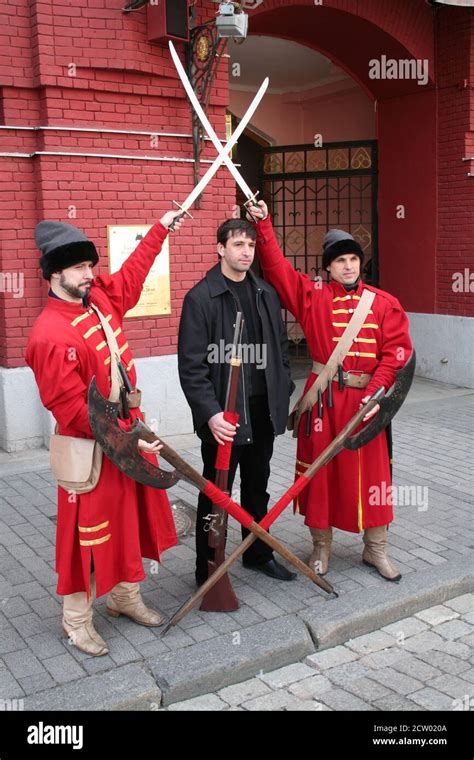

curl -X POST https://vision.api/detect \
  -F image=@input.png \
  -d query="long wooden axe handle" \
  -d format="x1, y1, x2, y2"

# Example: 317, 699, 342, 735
159, 388, 385, 635
133, 421, 335, 597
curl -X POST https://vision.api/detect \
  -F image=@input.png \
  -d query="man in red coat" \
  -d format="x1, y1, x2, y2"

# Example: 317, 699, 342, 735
26, 211, 183, 656
246, 200, 413, 583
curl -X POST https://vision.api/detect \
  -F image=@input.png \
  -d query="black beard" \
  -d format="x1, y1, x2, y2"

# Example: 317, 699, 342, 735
59, 273, 91, 300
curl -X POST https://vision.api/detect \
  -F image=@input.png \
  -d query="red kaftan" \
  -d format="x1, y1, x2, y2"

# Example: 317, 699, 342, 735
26, 222, 177, 597
256, 216, 413, 533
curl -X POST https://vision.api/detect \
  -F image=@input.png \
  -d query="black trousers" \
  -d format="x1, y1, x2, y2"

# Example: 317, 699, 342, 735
196, 397, 275, 582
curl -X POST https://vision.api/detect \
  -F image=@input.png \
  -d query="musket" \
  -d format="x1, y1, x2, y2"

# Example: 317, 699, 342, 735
200, 312, 244, 612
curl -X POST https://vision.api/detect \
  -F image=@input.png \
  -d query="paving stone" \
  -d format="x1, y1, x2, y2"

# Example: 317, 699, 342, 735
2, 650, 47, 679
408, 687, 457, 711
374, 694, 427, 711
18, 672, 56, 695
29, 596, 62, 620
346, 631, 396, 655
42, 653, 86, 683
445, 594, 474, 614
82, 656, 116, 676
416, 650, 470, 675
367, 666, 424, 695
458, 668, 474, 684
218, 677, 271, 706
0, 626, 28, 655
392, 655, 443, 682
358, 648, 407, 669
325, 661, 371, 686
0, 663, 25, 699
25, 633, 67, 660
241, 690, 323, 711
381, 617, 428, 638
434, 640, 471, 659
257, 662, 314, 688
168, 694, 229, 711
187, 624, 219, 644
305, 646, 358, 671
426, 674, 474, 700
415, 605, 460, 626
136, 639, 170, 659
319, 687, 377, 711
0, 597, 32, 618
107, 638, 141, 667
342, 675, 394, 701
288, 675, 333, 700
458, 632, 474, 648
434, 619, 472, 640
401, 631, 447, 653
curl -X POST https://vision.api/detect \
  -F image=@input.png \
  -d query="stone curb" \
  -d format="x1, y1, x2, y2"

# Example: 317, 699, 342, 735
147, 615, 315, 706
300, 553, 474, 650
24, 664, 162, 711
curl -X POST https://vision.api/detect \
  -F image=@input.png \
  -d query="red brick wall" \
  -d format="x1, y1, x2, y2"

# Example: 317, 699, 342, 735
1, 0, 473, 370
0, 0, 234, 368
435, 6, 474, 317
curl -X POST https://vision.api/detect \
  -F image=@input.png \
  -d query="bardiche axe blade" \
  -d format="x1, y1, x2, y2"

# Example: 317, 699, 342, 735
88, 378, 179, 489
344, 349, 416, 451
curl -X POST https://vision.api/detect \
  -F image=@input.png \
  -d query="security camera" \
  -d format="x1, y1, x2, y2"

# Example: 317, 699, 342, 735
216, 2, 249, 38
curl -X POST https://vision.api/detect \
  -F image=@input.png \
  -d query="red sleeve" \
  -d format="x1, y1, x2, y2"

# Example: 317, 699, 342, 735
93, 222, 169, 317
365, 301, 413, 397
255, 216, 315, 327
26, 341, 92, 437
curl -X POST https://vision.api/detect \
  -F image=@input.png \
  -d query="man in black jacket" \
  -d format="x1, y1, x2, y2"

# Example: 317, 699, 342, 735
178, 218, 296, 585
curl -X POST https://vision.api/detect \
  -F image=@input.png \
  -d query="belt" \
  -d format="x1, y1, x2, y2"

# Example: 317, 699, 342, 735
312, 361, 372, 389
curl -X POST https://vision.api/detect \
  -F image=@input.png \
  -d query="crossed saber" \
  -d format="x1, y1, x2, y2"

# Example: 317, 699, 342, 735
167, 41, 265, 229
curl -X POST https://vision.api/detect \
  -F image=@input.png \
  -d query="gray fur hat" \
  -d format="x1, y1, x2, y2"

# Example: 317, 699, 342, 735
35, 221, 98, 280
322, 229, 364, 269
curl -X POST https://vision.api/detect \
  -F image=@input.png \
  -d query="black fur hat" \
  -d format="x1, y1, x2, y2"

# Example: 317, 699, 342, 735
322, 229, 364, 270
35, 221, 98, 280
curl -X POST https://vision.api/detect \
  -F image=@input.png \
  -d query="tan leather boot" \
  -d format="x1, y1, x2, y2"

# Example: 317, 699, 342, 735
62, 584, 109, 657
362, 526, 401, 581
308, 528, 332, 575
106, 582, 164, 627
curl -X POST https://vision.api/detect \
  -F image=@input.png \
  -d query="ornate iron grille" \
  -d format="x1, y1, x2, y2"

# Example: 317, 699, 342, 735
260, 140, 378, 360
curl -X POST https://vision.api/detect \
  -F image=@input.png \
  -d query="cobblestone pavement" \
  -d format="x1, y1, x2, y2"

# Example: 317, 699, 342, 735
163, 593, 474, 711
0, 377, 472, 708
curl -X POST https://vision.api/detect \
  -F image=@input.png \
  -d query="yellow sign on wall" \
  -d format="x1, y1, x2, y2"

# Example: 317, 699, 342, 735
107, 224, 171, 318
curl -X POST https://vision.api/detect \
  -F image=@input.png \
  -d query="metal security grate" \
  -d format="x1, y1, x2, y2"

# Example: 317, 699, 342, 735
260, 140, 378, 360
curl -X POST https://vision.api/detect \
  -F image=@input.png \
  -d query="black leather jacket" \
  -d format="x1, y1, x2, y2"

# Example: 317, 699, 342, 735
178, 264, 294, 445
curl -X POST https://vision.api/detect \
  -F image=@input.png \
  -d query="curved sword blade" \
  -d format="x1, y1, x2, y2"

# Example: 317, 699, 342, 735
169, 41, 268, 207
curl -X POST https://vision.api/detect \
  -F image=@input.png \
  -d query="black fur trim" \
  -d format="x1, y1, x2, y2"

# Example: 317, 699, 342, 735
40, 241, 99, 280
322, 239, 364, 269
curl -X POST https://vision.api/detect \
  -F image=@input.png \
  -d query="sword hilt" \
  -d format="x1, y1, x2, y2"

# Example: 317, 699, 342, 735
243, 191, 261, 222
169, 201, 194, 232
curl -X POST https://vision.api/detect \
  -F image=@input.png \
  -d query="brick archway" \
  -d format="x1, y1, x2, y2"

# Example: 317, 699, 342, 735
244, 0, 439, 314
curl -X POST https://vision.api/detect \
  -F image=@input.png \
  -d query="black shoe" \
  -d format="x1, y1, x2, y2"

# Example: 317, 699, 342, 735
243, 558, 296, 581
